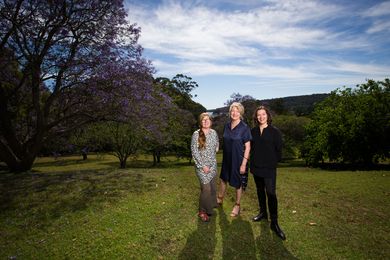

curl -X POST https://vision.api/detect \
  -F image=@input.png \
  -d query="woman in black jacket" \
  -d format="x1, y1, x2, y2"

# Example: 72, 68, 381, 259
250, 106, 286, 240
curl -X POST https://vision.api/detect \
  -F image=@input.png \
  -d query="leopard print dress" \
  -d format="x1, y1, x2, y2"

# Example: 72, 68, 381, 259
191, 129, 219, 184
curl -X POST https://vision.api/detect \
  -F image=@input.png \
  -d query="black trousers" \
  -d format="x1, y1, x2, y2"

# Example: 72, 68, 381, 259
253, 174, 278, 220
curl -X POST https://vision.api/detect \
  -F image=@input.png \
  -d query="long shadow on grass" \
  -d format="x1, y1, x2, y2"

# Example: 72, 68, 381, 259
32, 157, 99, 167
0, 169, 157, 229
99, 160, 193, 169
178, 214, 217, 259
218, 207, 256, 259
315, 162, 390, 171
255, 221, 298, 259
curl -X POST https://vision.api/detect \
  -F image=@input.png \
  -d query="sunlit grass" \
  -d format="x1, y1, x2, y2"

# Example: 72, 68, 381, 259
0, 154, 389, 259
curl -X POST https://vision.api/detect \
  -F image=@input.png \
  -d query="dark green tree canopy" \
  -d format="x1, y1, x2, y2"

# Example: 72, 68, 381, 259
302, 79, 390, 166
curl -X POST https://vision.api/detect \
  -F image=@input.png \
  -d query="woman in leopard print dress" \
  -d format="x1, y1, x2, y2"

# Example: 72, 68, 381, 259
191, 113, 219, 222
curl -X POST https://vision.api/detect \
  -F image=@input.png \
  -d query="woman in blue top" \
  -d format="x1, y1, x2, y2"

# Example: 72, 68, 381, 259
218, 102, 252, 217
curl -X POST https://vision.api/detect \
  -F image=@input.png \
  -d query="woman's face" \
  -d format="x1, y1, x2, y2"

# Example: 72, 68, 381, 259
230, 106, 241, 121
256, 109, 268, 125
201, 116, 211, 129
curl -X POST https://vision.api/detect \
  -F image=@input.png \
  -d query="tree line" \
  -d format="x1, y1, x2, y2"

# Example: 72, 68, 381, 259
214, 82, 389, 166
1, 1, 388, 172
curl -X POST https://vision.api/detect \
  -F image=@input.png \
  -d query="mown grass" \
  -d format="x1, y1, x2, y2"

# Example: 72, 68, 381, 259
0, 154, 389, 259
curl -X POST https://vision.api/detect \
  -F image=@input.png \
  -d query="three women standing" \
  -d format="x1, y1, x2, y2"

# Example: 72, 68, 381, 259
191, 113, 219, 222
191, 105, 286, 240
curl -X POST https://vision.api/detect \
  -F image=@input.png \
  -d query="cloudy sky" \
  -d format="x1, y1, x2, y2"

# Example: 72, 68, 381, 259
125, 0, 390, 109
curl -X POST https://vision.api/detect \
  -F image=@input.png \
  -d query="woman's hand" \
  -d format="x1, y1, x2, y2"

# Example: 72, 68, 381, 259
203, 166, 210, 174
239, 164, 246, 174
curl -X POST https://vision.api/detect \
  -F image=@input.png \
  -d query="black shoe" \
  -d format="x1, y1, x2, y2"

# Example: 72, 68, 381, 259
270, 222, 286, 240
252, 212, 268, 222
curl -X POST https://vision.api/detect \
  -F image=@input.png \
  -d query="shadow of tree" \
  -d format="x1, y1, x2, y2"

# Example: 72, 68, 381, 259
31, 157, 99, 167
178, 215, 217, 259
219, 207, 256, 259
0, 169, 157, 227
256, 221, 298, 259
24, 155, 192, 170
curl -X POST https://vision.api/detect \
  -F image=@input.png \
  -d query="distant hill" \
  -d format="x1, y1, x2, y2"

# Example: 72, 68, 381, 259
262, 93, 330, 115
209, 93, 330, 116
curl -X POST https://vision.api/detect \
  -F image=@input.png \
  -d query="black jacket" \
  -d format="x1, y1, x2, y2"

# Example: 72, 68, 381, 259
250, 125, 282, 173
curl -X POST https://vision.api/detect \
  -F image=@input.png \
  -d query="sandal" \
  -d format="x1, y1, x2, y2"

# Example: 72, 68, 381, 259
230, 203, 240, 217
198, 211, 210, 222
217, 195, 224, 206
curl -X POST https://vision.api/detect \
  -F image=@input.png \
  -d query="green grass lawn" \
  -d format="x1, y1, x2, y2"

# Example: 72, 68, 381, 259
0, 154, 389, 259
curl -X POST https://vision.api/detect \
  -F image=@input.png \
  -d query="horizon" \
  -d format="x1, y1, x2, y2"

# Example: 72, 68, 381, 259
205, 92, 330, 111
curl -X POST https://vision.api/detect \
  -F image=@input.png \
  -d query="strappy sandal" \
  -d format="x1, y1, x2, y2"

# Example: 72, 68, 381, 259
230, 203, 240, 217
198, 211, 210, 222
217, 195, 224, 206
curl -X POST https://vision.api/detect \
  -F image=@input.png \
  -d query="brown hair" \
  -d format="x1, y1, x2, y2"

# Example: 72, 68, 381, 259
198, 113, 211, 149
253, 105, 272, 125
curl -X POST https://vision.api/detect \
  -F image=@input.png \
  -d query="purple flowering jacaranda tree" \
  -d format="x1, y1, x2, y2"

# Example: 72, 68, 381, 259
0, 0, 167, 172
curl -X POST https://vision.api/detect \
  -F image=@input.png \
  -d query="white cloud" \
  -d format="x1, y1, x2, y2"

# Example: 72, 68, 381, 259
127, 0, 353, 63
361, 1, 390, 17
125, 0, 389, 108
366, 19, 390, 34
360, 1, 390, 34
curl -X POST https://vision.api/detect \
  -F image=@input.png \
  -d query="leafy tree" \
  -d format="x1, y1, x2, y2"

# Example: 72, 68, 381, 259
70, 121, 143, 168
224, 92, 255, 106
101, 122, 144, 169
153, 76, 205, 163
160, 108, 195, 164
273, 115, 311, 158
268, 98, 287, 115
302, 79, 390, 166
155, 75, 205, 118
0, 0, 158, 171
171, 74, 199, 98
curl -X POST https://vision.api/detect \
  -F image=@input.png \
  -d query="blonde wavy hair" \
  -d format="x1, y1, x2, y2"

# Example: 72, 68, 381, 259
229, 102, 245, 119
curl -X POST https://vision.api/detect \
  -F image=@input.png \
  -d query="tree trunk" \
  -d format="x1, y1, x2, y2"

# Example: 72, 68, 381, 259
0, 143, 36, 172
156, 151, 161, 164
119, 158, 127, 168
153, 150, 161, 165
153, 153, 157, 166
0, 130, 44, 172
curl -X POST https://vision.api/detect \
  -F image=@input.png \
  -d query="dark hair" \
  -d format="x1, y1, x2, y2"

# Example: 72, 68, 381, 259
253, 106, 272, 125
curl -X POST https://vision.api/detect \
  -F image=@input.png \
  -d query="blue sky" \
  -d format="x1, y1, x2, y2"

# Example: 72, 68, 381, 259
125, 0, 390, 109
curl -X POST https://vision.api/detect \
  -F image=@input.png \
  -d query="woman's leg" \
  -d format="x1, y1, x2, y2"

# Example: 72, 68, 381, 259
210, 177, 218, 208
230, 186, 242, 216
235, 186, 243, 205
217, 179, 227, 204
264, 177, 277, 220
264, 176, 286, 240
199, 183, 211, 214
253, 175, 267, 215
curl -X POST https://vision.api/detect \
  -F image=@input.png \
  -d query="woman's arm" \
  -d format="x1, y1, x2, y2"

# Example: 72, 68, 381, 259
240, 141, 251, 174
214, 130, 219, 153
190, 131, 204, 169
